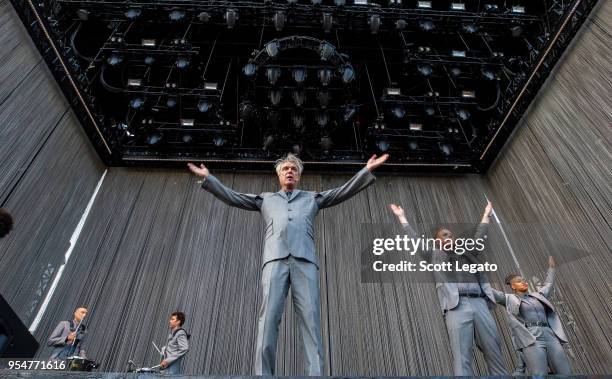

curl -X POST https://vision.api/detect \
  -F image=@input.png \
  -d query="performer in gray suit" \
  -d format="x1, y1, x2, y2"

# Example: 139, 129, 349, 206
47, 307, 88, 360
389, 201, 507, 376
491, 256, 571, 375
188, 153, 387, 375
160, 311, 190, 375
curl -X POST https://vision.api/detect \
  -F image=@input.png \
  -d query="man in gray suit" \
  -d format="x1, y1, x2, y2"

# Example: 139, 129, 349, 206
188, 153, 388, 375
160, 311, 190, 375
47, 307, 88, 360
389, 202, 507, 376
491, 256, 571, 375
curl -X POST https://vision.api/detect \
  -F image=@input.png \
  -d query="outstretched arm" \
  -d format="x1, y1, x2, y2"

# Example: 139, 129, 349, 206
538, 256, 556, 298
489, 286, 507, 305
315, 154, 388, 209
473, 201, 493, 240
188, 163, 262, 211
389, 203, 432, 261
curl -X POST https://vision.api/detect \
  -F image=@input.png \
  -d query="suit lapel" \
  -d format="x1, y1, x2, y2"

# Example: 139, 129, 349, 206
530, 291, 555, 311
288, 189, 300, 202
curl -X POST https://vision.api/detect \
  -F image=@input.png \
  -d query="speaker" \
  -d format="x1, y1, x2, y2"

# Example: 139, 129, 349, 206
0, 295, 39, 358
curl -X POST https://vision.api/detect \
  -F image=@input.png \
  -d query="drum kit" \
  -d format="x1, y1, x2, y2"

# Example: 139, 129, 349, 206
64, 356, 98, 371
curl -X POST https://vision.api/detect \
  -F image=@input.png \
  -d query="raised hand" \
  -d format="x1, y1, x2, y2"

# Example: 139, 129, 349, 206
548, 255, 556, 268
366, 153, 389, 172
481, 200, 493, 223
389, 204, 408, 224
187, 162, 210, 178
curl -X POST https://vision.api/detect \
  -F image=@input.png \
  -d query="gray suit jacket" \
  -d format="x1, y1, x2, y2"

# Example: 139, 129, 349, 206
491, 268, 568, 349
47, 321, 86, 359
402, 222, 497, 311
162, 328, 189, 366
202, 167, 376, 267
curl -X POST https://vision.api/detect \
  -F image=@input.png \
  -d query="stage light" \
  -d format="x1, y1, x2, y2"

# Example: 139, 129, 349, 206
273, 11, 285, 31
417, 1, 432, 9
409, 123, 422, 131
318, 90, 331, 108
463, 23, 478, 33
317, 111, 329, 127
354, 0, 368, 5
376, 137, 390, 152
144, 56, 155, 65
484, 4, 499, 12
320, 42, 336, 61
182, 134, 193, 143
439, 143, 453, 157
417, 46, 431, 53
481, 67, 497, 80
320, 136, 333, 151
147, 132, 163, 146
107, 54, 123, 66
455, 108, 470, 120
369, 15, 381, 34
292, 68, 307, 85
409, 141, 419, 150
318, 68, 333, 86
169, 9, 186, 22
292, 144, 302, 155
312, 0, 322, 5
451, 3, 465, 11
77, 9, 90, 21
266, 67, 281, 85
243, 62, 257, 78
417, 63, 433, 76
291, 112, 304, 128
334, 0, 346, 5
129, 97, 144, 109
127, 78, 142, 87
292, 90, 305, 107
385, 87, 401, 96
418, 20, 435, 32
225, 9, 238, 29
166, 97, 178, 108
269, 90, 282, 106
125, 8, 141, 20
141, 39, 156, 47
204, 82, 218, 90
343, 105, 357, 122
265, 41, 280, 58
390, 105, 406, 119
461, 90, 475, 98
213, 135, 226, 147
198, 99, 211, 113
181, 119, 195, 127
322, 13, 333, 33
287, 0, 298, 4
424, 106, 435, 116
263, 135, 275, 151
390, 0, 402, 6
340, 65, 355, 84
452, 50, 466, 58
450, 67, 462, 76
511, 6, 525, 14
510, 25, 523, 37
198, 12, 211, 22
175, 56, 190, 69
395, 19, 407, 30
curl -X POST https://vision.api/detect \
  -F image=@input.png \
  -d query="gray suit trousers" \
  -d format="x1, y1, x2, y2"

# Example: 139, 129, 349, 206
521, 325, 571, 375
254, 256, 323, 376
444, 297, 507, 376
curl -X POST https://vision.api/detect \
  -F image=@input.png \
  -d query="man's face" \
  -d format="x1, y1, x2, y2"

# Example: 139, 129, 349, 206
436, 228, 454, 248
169, 316, 181, 329
278, 162, 300, 189
510, 276, 529, 292
73, 308, 87, 323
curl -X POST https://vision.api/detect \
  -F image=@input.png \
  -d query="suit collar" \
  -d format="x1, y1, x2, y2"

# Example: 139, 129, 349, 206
277, 189, 300, 201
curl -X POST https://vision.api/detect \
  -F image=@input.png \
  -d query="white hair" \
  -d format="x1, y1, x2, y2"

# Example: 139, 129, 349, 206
274, 153, 304, 176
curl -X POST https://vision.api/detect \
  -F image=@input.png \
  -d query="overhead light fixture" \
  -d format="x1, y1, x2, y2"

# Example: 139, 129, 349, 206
452, 50, 466, 58
451, 3, 465, 11
408, 141, 419, 150
141, 39, 156, 47
129, 97, 144, 109
455, 108, 470, 120
273, 11, 285, 31
385, 87, 401, 96
225, 9, 238, 29
461, 90, 475, 98
311, 0, 322, 4
292, 68, 307, 85
292, 90, 306, 107
450, 66, 462, 76
204, 82, 218, 90
439, 143, 453, 157
181, 119, 195, 127
147, 132, 163, 146
510, 25, 523, 37
124, 8, 141, 20
417, 63, 433, 76
182, 134, 193, 143
318, 68, 333, 86
320, 42, 336, 60
424, 106, 436, 116
395, 19, 407, 30
266, 67, 281, 85
409, 123, 423, 131
484, 4, 499, 12
343, 105, 357, 122
511, 5, 525, 14
417, 1, 432, 9
269, 90, 282, 106
127, 78, 142, 87
334, 0, 346, 5
144, 56, 155, 65
481, 67, 497, 80
375, 137, 390, 152
462, 23, 478, 33
316, 111, 329, 127
107, 54, 123, 66
391, 104, 406, 119
265, 41, 280, 58
175, 57, 190, 69
243, 62, 257, 78
291, 112, 304, 128
198, 12, 211, 22
213, 135, 226, 147
198, 99, 211, 113
168, 9, 186, 22
322, 13, 333, 33
390, 0, 402, 6
418, 20, 435, 32
263, 135, 275, 151
340, 65, 355, 84
166, 97, 178, 108
369, 15, 381, 34
287, 0, 298, 4
354, 0, 368, 5
77, 9, 90, 21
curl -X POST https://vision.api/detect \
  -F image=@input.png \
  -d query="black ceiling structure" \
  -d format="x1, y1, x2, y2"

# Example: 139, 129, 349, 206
10, 0, 598, 173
